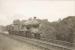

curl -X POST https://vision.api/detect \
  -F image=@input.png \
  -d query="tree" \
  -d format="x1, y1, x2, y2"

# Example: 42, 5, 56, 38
56, 16, 75, 43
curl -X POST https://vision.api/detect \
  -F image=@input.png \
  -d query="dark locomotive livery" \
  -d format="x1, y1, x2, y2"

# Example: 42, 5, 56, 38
7, 17, 41, 39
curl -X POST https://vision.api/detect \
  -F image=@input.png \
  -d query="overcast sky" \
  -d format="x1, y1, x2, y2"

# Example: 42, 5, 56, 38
0, 0, 75, 25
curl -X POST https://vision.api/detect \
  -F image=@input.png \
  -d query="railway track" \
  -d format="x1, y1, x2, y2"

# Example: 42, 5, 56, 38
0, 33, 74, 50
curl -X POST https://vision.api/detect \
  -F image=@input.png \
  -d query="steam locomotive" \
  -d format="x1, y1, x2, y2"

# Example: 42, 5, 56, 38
7, 17, 41, 39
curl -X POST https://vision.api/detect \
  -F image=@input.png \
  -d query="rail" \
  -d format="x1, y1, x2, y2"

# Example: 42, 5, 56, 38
0, 32, 75, 50
41, 38, 75, 47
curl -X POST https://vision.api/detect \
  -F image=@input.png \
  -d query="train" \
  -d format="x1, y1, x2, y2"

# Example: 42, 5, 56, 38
6, 17, 41, 39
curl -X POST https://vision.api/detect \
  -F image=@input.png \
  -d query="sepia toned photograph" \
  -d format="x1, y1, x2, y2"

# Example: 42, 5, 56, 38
0, 0, 75, 50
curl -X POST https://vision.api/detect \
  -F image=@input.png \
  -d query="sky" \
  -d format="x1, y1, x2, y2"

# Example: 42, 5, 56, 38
0, 0, 75, 25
